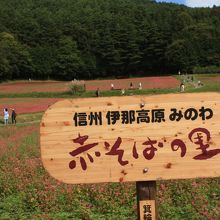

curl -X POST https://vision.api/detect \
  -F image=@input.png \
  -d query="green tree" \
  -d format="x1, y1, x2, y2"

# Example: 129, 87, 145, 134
0, 32, 32, 80
53, 37, 83, 80
165, 39, 197, 72
0, 0, 220, 79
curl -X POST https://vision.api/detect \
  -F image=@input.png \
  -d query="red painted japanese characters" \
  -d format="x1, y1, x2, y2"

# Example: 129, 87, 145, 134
40, 93, 220, 184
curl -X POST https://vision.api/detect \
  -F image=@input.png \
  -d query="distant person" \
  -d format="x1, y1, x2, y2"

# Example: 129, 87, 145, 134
130, 82, 133, 89
95, 88, 100, 97
198, 80, 203, 87
180, 82, 185, 92
11, 109, 17, 124
3, 108, 9, 125
111, 83, 114, 90
138, 82, 142, 90
121, 89, 125, 95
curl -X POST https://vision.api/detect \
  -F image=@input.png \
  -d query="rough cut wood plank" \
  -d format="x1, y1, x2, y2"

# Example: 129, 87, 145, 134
40, 93, 220, 184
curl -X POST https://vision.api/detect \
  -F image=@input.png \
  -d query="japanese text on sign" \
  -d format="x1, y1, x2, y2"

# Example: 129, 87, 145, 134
140, 200, 156, 220
69, 127, 220, 171
73, 107, 213, 126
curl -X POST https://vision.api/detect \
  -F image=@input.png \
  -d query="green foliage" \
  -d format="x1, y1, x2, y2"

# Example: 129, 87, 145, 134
53, 37, 83, 80
0, 32, 32, 80
0, 1, 220, 80
193, 66, 220, 74
69, 82, 86, 95
165, 39, 197, 72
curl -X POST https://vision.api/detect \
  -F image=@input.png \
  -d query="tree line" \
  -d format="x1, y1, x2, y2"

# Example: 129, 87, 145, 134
0, 0, 220, 81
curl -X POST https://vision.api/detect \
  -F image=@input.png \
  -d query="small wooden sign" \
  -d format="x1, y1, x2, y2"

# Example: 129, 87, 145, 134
40, 93, 220, 184
139, 200, 156, 220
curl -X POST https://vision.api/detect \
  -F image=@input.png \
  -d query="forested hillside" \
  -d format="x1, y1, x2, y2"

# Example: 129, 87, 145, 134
0, 0, 220, 80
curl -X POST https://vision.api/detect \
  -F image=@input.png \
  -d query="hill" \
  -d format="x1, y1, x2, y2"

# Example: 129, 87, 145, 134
0, 0, 220, 81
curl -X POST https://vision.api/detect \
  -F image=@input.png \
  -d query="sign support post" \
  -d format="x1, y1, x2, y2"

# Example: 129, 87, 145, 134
136, 181, 156, 220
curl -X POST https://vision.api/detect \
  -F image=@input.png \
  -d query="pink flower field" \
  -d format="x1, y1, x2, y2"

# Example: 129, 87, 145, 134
0, 76, 180, 94
0, 98, 61, 114
0, 81, 70, 93
85, 76, 180, 91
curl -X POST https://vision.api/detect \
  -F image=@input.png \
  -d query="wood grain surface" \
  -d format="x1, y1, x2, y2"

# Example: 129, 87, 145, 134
40, 93, 220, 184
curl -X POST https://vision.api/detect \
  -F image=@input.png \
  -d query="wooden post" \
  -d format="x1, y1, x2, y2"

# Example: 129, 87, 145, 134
136, 181, 156, 220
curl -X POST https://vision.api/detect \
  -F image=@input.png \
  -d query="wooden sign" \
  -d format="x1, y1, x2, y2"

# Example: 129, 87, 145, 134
139, 200, 156, 220
40, 93, 220, 184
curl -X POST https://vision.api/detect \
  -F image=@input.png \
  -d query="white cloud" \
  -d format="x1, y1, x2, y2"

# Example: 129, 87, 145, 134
186, 0, 220, 7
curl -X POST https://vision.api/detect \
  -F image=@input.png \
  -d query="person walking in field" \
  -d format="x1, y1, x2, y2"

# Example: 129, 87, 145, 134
180, 82, 185, 92
121, 88, 125, 95
3, 108, 9, 125
138, 82, 142, 90
95, 88, 100, 97
111, 83, 114, 90
11, 109, 17, 124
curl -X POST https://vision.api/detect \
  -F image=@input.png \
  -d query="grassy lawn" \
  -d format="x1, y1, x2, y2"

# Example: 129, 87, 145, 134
0, 113, 43, 126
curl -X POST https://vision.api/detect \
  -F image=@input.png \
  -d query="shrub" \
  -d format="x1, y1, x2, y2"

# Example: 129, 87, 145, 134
69, 80, 85, 94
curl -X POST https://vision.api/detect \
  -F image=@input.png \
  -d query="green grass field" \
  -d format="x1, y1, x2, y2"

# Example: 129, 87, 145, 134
0, 75, 220, 219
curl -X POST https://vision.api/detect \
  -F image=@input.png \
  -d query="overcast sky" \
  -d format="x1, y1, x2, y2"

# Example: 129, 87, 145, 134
156, 0, 220, 7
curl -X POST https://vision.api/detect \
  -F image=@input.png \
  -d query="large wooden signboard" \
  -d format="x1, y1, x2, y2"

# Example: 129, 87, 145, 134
40, 93, 220, 184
